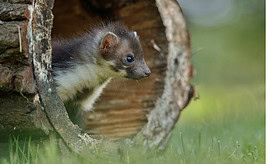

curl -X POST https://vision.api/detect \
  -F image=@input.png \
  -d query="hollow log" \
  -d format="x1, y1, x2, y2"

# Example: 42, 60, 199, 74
0, 0, 193, 151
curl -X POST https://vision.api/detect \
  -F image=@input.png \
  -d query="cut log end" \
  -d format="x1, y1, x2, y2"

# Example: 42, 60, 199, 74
52, 0, 193, 147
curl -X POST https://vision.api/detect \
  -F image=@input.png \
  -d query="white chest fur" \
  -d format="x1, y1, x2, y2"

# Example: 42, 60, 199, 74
54, 63, 111, 111
80, 79, 110, 111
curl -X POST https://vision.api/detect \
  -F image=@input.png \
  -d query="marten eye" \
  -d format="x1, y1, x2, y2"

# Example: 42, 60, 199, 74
125, 56, 134, 63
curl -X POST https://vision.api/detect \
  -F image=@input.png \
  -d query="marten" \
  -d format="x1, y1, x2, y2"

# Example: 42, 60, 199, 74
52, 22, 151, 112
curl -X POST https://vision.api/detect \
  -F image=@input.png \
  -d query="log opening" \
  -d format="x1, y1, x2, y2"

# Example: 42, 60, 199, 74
52, 0, 169, 139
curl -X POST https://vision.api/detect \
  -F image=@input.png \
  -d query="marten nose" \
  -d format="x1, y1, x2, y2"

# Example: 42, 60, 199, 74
145, 70, 151, 77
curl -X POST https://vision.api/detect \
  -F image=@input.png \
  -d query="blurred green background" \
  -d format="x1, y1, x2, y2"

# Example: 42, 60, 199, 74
168, 0, 265, 163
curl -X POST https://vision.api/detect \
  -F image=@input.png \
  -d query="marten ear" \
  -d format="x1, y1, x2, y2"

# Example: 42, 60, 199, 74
100, 32, 119, 52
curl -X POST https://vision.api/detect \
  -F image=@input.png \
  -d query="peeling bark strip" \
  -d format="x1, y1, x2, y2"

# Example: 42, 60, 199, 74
26, 0, 97, 153
143, 0, 192, 149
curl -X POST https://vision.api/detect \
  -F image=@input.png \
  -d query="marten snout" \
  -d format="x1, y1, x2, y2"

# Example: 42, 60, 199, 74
144, 69, 151, 77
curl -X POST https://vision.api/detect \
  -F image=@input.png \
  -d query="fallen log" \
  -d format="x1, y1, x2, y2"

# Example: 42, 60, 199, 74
0, 0, 193, 152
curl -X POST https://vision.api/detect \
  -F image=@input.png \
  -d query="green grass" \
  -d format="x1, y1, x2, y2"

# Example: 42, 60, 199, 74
1, 84, 265, 164
0, 1, 265, 164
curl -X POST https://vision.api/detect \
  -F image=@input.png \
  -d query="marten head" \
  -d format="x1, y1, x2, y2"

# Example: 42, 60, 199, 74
98, 24, 151, 80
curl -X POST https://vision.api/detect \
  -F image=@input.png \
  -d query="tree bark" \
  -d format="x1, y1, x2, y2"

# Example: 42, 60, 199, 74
0, 0, 97, 154
142, 0, 193, 149
0, 0, 50, 140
